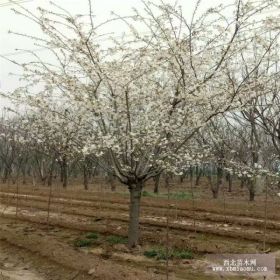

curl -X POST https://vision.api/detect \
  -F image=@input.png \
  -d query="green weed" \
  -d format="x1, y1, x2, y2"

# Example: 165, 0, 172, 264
86, 232, 99, 240
144, 248, 193, 260
74, 238, 92, 247
106, 235, 128, 245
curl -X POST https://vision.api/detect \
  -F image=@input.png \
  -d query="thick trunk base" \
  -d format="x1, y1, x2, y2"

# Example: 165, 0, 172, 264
153, 174, 160, 194
128, 183, 143, 248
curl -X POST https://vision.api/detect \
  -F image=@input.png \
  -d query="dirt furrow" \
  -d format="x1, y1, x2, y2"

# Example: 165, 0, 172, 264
1, 191, 280, 233
0, 201, 279, 248
2, 189, 278, 222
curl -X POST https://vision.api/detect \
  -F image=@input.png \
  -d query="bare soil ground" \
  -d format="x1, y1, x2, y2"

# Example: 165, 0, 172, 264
0, 180, 279, 279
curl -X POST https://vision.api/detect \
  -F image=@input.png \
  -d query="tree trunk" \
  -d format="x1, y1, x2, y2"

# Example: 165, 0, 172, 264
212, 188, 219, 199
164, 175, 169, 188
60, 163, 63, 183
189, 166, 193, 184
240, 177, 245, 189
2, 165, 11, 183
128, 182, 143, 248
61, 155, 68, 188
249, 189, 255, 201
227, 173, 232, 192
83, 162, 88, 190
22, 167, 26, 185
211, 164, 223, 199
47, 158, 55, 187
47, 172, 53, 186
32, 168, 36, 188
179, 175, 184, 183
195, 167, 202, 186
153, 174, 160, 194
108, 175, 116, 192
42, 176, 46, 185
249, 180, 255, 201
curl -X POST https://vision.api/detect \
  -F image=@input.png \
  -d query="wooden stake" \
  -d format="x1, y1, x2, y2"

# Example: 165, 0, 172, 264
15, 178, 19, 222
190, 167, 196, 232
165, 176, 170, 280
263, 177, 268, 252
222, 176, 227, 223
47, 177, 53, 229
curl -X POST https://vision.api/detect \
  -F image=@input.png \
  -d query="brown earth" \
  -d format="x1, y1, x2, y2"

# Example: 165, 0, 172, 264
0, 181, 279, 279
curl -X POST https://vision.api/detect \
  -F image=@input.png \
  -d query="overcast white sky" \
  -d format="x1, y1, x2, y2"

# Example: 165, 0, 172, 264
0, 0, 226, 95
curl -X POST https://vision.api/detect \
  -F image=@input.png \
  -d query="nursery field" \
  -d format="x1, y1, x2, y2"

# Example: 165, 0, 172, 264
1, 0, 280, 279
0, 180, 279, 280
1, 0, 280, 278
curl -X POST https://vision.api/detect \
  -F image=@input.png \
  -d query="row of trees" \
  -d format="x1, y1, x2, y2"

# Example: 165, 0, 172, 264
0, 0, 280, 247
1, 105, 279, 196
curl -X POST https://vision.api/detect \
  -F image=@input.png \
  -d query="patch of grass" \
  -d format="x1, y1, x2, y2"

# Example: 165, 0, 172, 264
74, 238, 93, 248
144, 248, 165, 260
172, 249, 193, 259
86, 232, 99, 240
144, 248, 193, 260
144, 249, 158, 258
114, 192, 128, 197
106, 235, 128, 245
167, 191, 192, 200
142, 191, 158, 197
